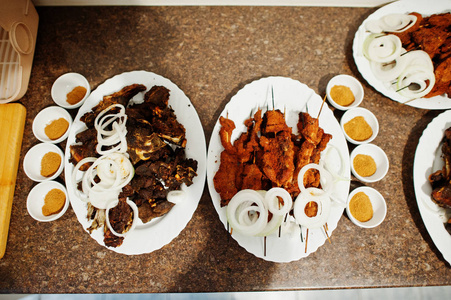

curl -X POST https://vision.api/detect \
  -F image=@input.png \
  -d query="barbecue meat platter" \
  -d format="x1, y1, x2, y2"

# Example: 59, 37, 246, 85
414, 110, 451, 264
64, 71, 206, 255
207, 77, 350, 262
352, 0, 451, 109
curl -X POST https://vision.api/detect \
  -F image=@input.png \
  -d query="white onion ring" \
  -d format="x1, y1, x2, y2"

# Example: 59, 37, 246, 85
167, 190, 186, 204
364, 34, 403, 63
226, 189, 268, 236
80, 152, 135, 209
71, 157, 97, 202
293, 190, 331, 229
365, 14, 417, 33
297, 163, 334, 197
265, 187, 293, 216
94, 104, 128, 155
105, 198, 139, 237
396, 66, 435, 99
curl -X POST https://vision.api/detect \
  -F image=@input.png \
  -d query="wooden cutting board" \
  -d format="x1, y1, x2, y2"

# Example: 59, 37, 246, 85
0, 103, 26, 259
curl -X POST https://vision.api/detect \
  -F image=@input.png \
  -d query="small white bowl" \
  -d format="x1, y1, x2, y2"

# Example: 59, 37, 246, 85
27, 181, 69, 222
32, 106, 73, 144
51, 72, 90, 109
105, 199, 139, 237
350, 143, 389, 183
326, 74, 364, 110
346, 186, 387, 228
23, 143, 65, 182
340, 107, 379, 144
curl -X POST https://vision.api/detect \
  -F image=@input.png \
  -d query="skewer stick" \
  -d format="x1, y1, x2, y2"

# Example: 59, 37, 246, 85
271, 85, 275, 110
299, 225, 303, 243
305, 228, 309, 253
323, 225, 331, 244
264, 236, 267, 257
317, 94, 327, 119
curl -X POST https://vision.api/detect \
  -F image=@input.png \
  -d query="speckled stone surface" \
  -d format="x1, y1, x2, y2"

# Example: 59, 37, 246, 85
0, 5, 450, 294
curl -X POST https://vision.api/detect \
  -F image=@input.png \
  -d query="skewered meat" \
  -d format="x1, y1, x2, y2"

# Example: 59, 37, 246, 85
214, 108, 331, 206
392, 12, 451, 98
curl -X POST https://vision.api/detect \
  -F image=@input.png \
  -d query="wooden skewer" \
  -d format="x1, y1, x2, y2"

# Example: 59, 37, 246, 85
317, 94, 327, 119
299, 225, 303, 243
271, 85, 275, 110
305, 228, 309, 253
323, 225, 331, 244
264, 236, 267, 257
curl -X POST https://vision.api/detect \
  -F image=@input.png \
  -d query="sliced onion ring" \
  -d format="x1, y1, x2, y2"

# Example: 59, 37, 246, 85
396, 66, 435, 99
364, 34, 402, 63
293, 189, 331, 229
167, 190, 186, 204
365, 14, 417, 33
226, 189, 268, 236
265, 187, 293, 216
105, 198, 139, 237
297, 163, 334, 197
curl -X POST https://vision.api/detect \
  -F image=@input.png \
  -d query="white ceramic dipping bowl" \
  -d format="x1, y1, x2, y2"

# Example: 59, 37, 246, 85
32, 106, 73, 143
27, 181, 69, 222
350, 143, 389, 183
23, 143, 65, 182
340, 107, 379, 145
346, 186, 387, 228
326, 74, 364, 110
51, 72, 90, 109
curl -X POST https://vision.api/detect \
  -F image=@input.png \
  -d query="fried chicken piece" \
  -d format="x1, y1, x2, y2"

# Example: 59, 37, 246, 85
426, 55, 451, 98
261, 109, 290, 135
219, 116, 236, 153
298, 112, 323, 145
259, 129, 295, 187
214, 150, 240, 207
411, 26, 451, 59
311, 132, 332, 164
241, 163, 265, 191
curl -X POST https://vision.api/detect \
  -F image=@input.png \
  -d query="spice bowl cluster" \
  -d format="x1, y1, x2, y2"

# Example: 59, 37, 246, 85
25, 72, 90, 222
327, 74, 389, 229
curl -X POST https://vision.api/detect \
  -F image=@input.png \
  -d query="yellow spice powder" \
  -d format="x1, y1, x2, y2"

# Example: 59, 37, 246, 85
42, 188, 66, 216
349, 192, 373, 222
44, 118, 69, 140
353, 154, 377, 177
330, 85, 355, 106
40, 152, 61, 177
343, 116, 373, 141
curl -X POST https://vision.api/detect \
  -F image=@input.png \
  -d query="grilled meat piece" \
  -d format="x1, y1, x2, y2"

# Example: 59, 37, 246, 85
214, 150, 240, 207
104, 227, 124, 248
107, 198, 134, 235
81, 84, 146, 127
430, 127, 451, 208
126, 117, 167, 165
137, 199, 175, 223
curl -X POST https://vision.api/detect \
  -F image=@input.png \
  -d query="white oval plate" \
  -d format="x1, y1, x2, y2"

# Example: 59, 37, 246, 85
65, 71, 207, 255
352, 0, 451, 109
413, 110, 451, 264
206, 77, 350, 262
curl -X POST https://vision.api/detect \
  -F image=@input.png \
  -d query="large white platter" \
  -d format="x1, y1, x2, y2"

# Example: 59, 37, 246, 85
206, 77, 350, 262
413, 110, 451, 264
352, 0, 451, 110
64, 70, 207, 255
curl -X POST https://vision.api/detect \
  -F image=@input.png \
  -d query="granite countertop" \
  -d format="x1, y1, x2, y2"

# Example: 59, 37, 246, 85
1, 5, 450, 294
